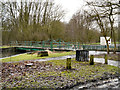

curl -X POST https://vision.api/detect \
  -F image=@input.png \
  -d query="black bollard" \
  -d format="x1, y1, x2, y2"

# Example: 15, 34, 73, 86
76, 50, 89, 62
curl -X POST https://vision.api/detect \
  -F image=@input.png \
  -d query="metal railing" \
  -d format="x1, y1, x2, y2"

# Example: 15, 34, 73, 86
10, 40, 80, 51
10, 41, 117, 51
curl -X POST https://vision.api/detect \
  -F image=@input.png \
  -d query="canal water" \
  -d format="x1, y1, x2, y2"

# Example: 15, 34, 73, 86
1, 47, 26, 58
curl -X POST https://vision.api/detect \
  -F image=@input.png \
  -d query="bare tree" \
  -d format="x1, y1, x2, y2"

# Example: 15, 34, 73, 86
86, 0, 119, 54
2, 0, 65, 44
65, 10, 100, 44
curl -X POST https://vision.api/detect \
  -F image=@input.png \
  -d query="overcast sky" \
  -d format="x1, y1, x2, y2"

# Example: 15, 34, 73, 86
54, 0, 85, 22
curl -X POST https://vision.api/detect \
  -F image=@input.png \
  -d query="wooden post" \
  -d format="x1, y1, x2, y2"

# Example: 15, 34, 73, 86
66, 58, 71, 69
90, 55, 94, 65
104, 54, 108, 64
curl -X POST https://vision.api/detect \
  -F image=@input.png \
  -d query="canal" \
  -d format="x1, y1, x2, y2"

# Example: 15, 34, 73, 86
0, 47, 26, 58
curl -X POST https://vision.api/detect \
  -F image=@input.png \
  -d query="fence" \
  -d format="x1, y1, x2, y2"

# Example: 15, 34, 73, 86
82, 45, 117, 50
10, 40, 117, 51
10, 40, 81, 50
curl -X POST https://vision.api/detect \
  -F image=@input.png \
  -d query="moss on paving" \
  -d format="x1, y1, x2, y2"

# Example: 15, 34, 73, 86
1, 51, 75, 62
2, 59, 119, 89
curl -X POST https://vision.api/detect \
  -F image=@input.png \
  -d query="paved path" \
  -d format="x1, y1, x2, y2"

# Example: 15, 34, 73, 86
35, 56, 120, 68
1, 51, 120, 68
35, 51, 120, 68
35, 55, 76, 62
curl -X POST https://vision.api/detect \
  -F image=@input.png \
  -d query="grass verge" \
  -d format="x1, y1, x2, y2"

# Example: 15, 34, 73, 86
1, 51, 75, 62
2, 59, 119, 89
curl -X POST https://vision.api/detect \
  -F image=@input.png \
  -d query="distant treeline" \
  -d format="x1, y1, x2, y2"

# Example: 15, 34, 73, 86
2, 0, 118, 45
